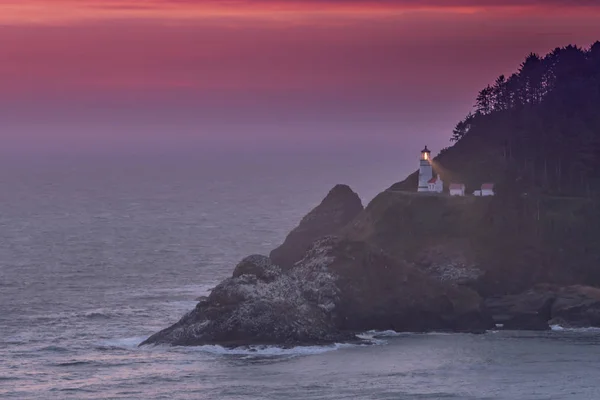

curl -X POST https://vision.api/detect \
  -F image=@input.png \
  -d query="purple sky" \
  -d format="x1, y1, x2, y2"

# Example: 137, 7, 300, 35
1, 1, 600, 155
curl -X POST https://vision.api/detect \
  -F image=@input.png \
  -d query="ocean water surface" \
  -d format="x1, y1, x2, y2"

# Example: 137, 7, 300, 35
1, 152, 600, 399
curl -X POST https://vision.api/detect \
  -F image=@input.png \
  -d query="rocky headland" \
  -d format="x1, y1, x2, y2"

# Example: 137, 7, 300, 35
142, 43, 600, 347
141, 182, 600, 348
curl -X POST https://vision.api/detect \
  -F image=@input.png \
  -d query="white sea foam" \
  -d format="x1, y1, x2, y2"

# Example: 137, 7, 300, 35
99, 336, 148, 349
102, 336, 371, 357
360, 330, 409, 338
181, 342, 361, 357
550, 325, 600, 333
359, 330, 455, 340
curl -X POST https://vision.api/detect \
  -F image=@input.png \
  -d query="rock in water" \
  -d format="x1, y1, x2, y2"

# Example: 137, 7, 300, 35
549, 285, 600, 328
140, 252, 355, 347
484, 288, 555, 330
141, 238, 493, 348
270, 184, 363, 269
485, 284, 600, 330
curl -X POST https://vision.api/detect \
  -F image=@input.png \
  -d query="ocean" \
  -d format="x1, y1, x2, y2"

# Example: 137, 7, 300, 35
1, 152, 600, 400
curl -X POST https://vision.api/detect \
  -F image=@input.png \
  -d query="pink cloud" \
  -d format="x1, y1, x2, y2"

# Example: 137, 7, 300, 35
1, 0, 599, 154
1, 0, 600, 26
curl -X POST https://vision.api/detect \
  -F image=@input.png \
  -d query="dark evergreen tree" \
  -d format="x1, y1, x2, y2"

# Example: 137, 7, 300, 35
447, 42, 600, 198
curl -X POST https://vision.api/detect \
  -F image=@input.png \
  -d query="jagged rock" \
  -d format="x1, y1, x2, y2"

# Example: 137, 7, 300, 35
413, 243, 483, 285
485, 284, 600, 330
232, 255, 281, 282
140, 247, 354, 347
141, 237, 493, 347
316, 237, 492, 333
549, 285, 600, 328
485, 288, 554, 330
270, 184, 363, 269
342, 190, 599, 297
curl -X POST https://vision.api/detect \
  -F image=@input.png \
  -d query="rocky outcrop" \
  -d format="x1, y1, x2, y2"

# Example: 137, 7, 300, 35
318, 238, 492, 333
140, 253, 354, 347
485, 284, 600, 330
549, 285, 600, 328
232, 255, 281, 282
142, 237, 493, 347
485, 287, 555, 330
270, 184, 363, 269
342, 190, 598, 297
142, 183, 600, 349
413, 243, 483, 285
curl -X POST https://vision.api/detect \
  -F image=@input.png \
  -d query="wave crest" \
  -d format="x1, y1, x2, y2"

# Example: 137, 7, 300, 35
550, 325, 600, 333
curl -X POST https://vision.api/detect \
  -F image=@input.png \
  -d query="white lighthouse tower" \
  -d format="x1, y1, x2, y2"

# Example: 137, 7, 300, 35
418, 146, 433, 192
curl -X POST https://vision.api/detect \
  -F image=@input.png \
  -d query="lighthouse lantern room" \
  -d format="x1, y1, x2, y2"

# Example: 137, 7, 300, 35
418, 146, 433, 192
421, 146, 431, 161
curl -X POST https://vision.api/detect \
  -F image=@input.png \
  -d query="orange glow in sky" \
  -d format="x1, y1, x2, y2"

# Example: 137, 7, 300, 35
0, 0, 597, 25
1, 0, 600, 154
0, 1, 453, 24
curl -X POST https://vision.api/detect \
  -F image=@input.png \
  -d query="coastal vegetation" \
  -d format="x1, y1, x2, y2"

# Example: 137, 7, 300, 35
448, 42, 600, 197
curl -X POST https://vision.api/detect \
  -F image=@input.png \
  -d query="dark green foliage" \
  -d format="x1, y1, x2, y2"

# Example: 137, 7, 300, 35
449, 42, 600, 198
386, 43, 600, 294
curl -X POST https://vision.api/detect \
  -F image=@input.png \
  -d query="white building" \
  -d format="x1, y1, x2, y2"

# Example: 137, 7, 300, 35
473, 190, 482, 196
428, 174, 444, 193
449, 183, 466, 196
417, 146, 433, 192
481, 183, 495, 196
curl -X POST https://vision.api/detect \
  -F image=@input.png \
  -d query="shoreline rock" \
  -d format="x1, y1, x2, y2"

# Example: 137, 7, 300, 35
141, 252, 355, 347
485, 284, 600, 330
142, 237, 493, 347
142, 185, 600, 348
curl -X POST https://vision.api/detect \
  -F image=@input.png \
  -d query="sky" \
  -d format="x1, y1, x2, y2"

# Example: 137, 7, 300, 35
2, 0, 600, 156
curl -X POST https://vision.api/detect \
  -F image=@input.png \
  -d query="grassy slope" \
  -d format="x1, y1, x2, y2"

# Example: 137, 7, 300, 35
344, 189, 600, 296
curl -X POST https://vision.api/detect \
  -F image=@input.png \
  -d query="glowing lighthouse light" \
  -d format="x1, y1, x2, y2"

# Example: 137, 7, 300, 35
418, 145, 433, 192
421, 146, 431, 161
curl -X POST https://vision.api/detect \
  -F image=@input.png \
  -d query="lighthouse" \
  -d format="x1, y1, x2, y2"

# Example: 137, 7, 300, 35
418, 146, 433, 192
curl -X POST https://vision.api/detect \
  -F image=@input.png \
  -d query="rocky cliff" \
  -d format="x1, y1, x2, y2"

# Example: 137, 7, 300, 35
344, 190, 600, 296
141, 42, 600, 347
270, 184, 363, 269
143, 183, 600, 347
142, 234, 492, 347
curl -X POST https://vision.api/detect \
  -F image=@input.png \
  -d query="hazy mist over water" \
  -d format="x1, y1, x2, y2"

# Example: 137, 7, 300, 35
2, 152, 600, 399
2, 0, 600, 397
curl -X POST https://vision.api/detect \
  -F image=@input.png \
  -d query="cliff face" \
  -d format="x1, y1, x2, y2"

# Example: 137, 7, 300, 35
143, 182, 600, 348
344, 190, 600, 296
140, 253, 352, 347
141, 236, 491, 347
142, 188, 496, 348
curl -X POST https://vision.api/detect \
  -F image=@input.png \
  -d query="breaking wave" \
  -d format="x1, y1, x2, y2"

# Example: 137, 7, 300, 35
102, 336, 377, 357
182, 342, 361, 357
359, 330, 455, 340
550, 325, 600, 333
97, 336, 148, 350
84, 312, 112, 320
